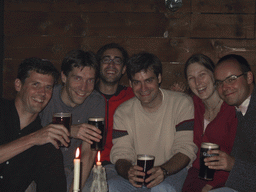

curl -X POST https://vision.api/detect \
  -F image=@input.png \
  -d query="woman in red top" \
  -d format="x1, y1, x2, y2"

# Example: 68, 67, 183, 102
182, 54, 237, 192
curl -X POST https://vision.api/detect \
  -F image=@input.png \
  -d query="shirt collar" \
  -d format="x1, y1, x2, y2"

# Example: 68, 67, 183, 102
235, 96, 251, 115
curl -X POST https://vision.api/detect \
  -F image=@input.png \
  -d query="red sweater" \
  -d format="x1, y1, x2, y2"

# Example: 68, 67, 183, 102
192, 95, 237, 188
97, 85, 134, 162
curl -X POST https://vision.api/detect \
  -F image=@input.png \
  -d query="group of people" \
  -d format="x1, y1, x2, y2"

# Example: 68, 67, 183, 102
0, 42, 255, 192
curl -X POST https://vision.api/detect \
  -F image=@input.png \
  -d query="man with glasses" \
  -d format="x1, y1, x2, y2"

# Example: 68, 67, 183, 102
204, 54, 256, 192
95, 43, 134, 165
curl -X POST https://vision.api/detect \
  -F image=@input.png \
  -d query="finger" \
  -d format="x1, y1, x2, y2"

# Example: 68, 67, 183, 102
50, 124, 70, 136
208, 150, 220, 154
53, 134, 69, 147
208, 165, 223, 170
85, 124, 102, 134
78, 135, 93, 144
50, 139, 60, 149
129, 179, 142, 188
204, 155, 219, 162
83, 130, 101, 142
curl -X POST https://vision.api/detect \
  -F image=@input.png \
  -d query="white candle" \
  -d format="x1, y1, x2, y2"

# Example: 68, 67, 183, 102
90, 151, 108, 192
73, 148, 80, 192
96, 151, 101, 166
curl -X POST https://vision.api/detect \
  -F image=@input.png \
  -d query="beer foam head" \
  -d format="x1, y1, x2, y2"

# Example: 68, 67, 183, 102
137, 154, 155, 160
88, 117, 104, 122
201, 142, 219, 150
53, 112, 71, 117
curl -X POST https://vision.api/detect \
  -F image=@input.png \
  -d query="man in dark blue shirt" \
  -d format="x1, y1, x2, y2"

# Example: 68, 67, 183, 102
0, 58, 69, 192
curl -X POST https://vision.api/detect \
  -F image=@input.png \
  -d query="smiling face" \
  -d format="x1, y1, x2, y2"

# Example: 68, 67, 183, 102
187, 62, 215, 101
61, 66, 95, 107
99, 48, 126, 85
214, 60, 254, 107
130, 69, 162, 109
15, 71, 54, 114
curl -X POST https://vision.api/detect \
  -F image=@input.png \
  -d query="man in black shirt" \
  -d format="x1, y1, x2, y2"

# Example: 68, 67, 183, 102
0, 58, 69, 192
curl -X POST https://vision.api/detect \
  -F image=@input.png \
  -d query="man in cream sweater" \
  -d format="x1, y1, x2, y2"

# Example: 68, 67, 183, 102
108, 52, 197, 192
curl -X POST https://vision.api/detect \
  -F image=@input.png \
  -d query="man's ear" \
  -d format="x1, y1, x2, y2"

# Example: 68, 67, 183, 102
158, 74, 162, 84
129, 80, 132, 88
247, 71, 254, 84
121, 65, 126, 75
61, 71, 67, 84
14, 79, 22, 92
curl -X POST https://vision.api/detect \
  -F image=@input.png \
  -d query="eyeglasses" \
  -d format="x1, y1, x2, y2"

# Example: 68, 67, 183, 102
101, 57, 123, 65
215, 73, 246, 88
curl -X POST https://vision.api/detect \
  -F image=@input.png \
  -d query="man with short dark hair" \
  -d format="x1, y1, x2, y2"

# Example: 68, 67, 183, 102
0, 57, 68, 191
95, 43, 134, 165
206, 54, 256, 192
40, 50, 105, 192
108, 52, 197, 192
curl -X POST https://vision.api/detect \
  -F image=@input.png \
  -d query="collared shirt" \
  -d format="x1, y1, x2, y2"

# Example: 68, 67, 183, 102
236, 96, 251, 116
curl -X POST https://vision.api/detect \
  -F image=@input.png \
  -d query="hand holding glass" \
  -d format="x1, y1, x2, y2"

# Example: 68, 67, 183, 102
52, 112, 72, 146
137, 154, 155, 186
88, 117, 105, 151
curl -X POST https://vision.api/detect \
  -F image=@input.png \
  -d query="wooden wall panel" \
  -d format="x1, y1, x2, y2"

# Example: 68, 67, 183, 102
191, 14, 255, 39
3, 0, 256, 99
5, 0, 194, 13
192, 0, 255, 13
5, 12, 168, 37
5, 0, 167, 13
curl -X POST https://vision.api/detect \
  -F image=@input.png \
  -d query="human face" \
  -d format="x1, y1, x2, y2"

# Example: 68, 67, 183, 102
129, 69, 162, 108
15, 71, 54, 114
61, 66, 95, 107
100, 48, 126, 85
187, 63, 215, 101
214, 60, 253, 107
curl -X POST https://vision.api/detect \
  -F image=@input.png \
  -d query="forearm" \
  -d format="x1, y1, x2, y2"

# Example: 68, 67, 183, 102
115, 159, 133, 179
0, 134, 35, 163
160, 152, 190, 175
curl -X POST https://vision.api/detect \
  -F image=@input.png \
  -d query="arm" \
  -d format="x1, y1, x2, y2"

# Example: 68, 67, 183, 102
146, 152, 190, 188
0, 124, 70, 163
68, 142, 97, 192
115, 159, 144, 188
70, 123, 102, 144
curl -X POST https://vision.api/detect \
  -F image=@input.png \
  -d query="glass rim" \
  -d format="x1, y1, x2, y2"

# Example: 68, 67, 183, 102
53, 112, 71, 117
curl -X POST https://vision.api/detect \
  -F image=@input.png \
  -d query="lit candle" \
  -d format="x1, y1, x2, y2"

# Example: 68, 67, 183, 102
90, 151, 108, 192
73, 148, 80, 192
96, 151, 101, 166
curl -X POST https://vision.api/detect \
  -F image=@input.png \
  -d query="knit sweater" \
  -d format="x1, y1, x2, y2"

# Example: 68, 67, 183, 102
110, 89, 197, 167
225, 87, 256, 192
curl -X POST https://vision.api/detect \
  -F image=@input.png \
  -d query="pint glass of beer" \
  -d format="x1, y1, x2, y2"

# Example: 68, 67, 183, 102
88, 117, 105, 151
137, 154, 155, 186
52, 112, 72, 131
52, 112, 72, 147
199, 142, 219, 180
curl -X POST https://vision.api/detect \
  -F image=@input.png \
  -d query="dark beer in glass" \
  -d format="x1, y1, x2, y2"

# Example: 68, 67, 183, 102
52, 112, 72, 131
88, 117, 105, 151
137, 154, 155, 186
199, 142, 219, 180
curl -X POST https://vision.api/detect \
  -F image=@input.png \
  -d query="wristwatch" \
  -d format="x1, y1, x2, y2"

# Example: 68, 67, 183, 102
160, 166, 170, 179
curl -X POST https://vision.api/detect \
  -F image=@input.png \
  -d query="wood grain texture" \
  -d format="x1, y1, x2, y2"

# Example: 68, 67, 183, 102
192, 0, 255, 13
3, 0, 256, 99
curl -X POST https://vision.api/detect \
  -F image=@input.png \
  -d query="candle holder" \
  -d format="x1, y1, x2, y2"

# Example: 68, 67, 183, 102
90, 164, 108, 192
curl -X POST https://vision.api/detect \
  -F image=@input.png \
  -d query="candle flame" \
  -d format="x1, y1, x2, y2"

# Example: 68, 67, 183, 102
97, 151, 100, 162
75, 148, 80, 158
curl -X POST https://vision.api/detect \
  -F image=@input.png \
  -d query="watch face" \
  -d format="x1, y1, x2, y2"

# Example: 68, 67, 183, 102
161, 167, 169, 178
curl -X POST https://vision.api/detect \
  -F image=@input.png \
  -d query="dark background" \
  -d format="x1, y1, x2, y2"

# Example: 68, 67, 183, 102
3, 0, 256, 99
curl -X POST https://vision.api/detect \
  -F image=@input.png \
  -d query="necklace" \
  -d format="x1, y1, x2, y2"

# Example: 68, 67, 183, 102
205, 99, 222, 121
